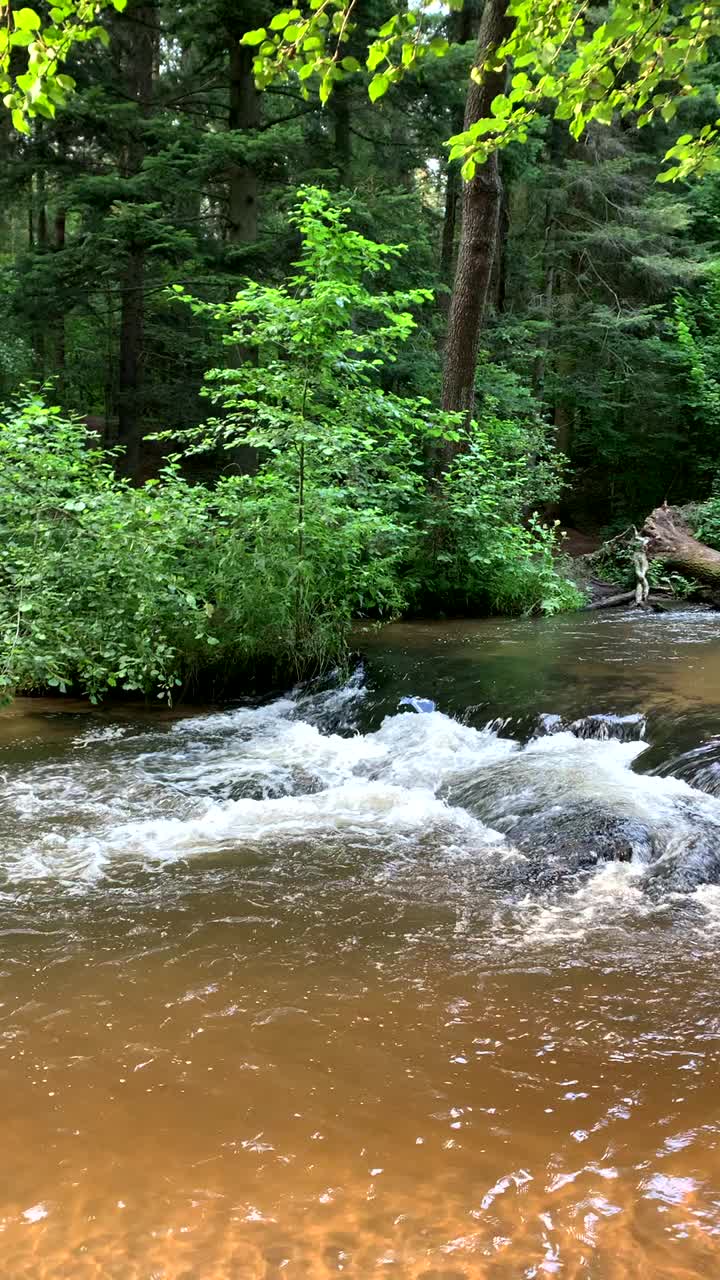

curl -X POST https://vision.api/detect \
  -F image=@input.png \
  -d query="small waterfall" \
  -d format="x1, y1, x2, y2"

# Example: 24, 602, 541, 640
535, 712, 647, 743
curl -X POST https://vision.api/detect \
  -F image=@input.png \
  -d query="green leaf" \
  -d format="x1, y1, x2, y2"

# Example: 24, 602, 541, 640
490, 94, 512, 118
13, 7, 41, 31
341, 56, 361, 72
511, 71, 531, 92
242, 28, 268, 46
11, 107, 29, 133
270, 11, 292, 30
367, 44, 386, 71
368, 73, 389, 103
34, 94, 56, 118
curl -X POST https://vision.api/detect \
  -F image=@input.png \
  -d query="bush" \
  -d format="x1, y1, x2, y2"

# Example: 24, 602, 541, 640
410, 416, 583, 615
692, 495, 720, 551
0, 397, 365, 702
0, 192, 583, 704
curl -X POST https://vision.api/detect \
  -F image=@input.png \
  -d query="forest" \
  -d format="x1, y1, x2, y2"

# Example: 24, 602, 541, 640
2, 0, 720, 702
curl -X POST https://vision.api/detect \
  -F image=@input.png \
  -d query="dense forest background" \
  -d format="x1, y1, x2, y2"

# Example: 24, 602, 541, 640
2, 0, 720, 523
3, 0, 720, 701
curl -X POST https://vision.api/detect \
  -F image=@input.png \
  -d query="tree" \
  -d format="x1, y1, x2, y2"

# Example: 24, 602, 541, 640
440, 0, 512, 424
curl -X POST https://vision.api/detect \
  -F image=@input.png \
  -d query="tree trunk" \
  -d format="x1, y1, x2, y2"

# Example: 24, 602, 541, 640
643, 506, 720, 585
36, 171, 48, 249
438, 3, 476, 296
117, 0, 157, 474
439, 162, 460, 292
54, 207, 66, 380
532, 217, 555, 395
490, 173, 509, 312
441, 0, 513, 426
227, 41, 260, 245
333, 81, 352, 184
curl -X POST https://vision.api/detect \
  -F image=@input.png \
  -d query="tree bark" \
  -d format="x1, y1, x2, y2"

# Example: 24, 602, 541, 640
583, 590, 637, 612
36, 170, 48, 249
116, 0, 157, 474
439, 162, 460, 292
227, 41, 260, 244
438, 4, 477, 296
441, 0, 513, 426
643, 506, 720, 585
54, 207, 66, 379
532, 217, 555, 395
333, 81, 352, 184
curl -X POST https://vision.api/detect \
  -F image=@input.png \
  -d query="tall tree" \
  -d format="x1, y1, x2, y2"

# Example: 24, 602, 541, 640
116, 0, 158, 469
440, 0, 512, 422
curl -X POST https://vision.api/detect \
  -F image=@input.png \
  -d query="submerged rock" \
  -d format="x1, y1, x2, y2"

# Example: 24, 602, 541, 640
495, 806, 656, 891
570, 713, 647, 743
533, 711, 646, 743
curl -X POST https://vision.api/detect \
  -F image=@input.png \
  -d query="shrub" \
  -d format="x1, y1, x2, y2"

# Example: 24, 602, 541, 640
0, 396, 361, 701
0, 192, 583, 704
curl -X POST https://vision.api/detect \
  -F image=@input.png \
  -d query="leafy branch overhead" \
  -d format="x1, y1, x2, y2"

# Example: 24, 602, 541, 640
0, 0, 126, 130
241, 0, 720, 181
4, 0, 719, 179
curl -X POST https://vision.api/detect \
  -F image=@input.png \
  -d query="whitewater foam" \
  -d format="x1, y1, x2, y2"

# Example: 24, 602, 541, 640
4, 674, 720, 921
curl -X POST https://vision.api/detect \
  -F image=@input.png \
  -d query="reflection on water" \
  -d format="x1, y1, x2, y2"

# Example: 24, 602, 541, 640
1, 608, 720, 1277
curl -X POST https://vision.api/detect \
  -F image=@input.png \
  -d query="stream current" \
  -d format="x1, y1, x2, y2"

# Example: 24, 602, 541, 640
3, 609, 720, 1277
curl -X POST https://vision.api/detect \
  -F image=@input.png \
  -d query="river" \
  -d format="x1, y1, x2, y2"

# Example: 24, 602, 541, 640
2, 608, 720, 1278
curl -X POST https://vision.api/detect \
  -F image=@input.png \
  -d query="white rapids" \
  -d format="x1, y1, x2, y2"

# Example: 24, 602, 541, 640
2, 672, 720, 942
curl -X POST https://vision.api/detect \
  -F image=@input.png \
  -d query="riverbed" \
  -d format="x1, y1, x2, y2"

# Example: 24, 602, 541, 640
2, 609, 720, 1278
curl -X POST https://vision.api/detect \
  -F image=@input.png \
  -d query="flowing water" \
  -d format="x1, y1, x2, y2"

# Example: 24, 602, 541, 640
4, 609, 720, 1278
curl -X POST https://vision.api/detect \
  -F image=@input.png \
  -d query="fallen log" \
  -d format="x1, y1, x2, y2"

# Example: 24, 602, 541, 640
583, 590, 635, 611
583, 591, 668, 613
643, 504, 720, 585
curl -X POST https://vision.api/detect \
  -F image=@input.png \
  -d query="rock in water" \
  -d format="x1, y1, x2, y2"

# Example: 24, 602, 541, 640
533, 712, 646, 742
570, 713, 646, 742
501, 807, 656, 889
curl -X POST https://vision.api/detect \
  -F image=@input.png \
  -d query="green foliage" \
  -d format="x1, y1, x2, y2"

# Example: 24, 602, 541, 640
653, 570, 700, 599
0, 394, 358, 703
451, 0, 720, 181
167, 187, 578, 621
1, 0, 127, 130
0, 398, 384, 705
238, 0, 720, 183
0, 193, 592, 705
162, 186, 441, 633
9, 0, 718, 189
691, 495, 720, 552
415, 421, 583, 614
674, 272, 720, 483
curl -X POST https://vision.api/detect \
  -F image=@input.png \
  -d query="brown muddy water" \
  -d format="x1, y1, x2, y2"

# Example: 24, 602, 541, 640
3, 608, 720, 1278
